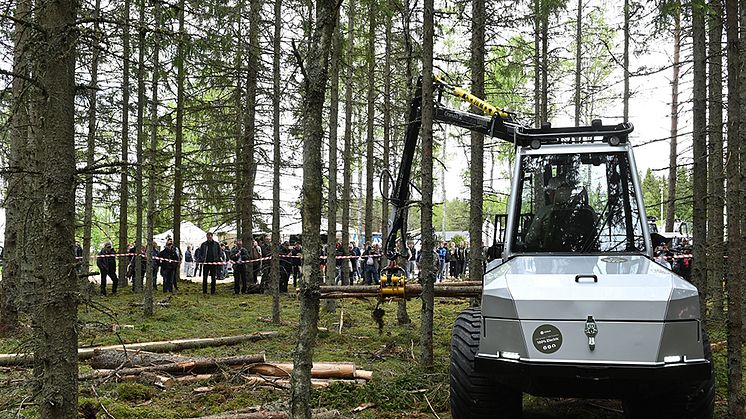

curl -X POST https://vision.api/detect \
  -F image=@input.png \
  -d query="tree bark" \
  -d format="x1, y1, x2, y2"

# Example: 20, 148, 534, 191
81, 0, 102, 278
134, 0, 147, 292
173, 0, 186, 267
271, 0, 282, 324
533, 0, 540, 127
707, 0, 725, 327
326, 15, 342, 313
666, 12, 681, 233
691, 0, 708, 317
622, 0, 630, 122
289, 0, 338, 416
118, 0, 132, 287
0, 0, 31, 335
145, 0, 162, 317
725, 0, 743, 416
382, 12, 392, 241
420, 0, 435, 368
540, 10, 548, 122
341, 0, 355, 286
469, 0, 485, 287
574, 0, 582, 126
29, 0, 80, 413
241, 0, 261, 254
364, 0, 376, 244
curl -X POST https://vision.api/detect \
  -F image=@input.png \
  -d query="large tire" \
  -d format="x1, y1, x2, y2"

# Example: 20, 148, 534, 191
450, 307, 522, 419
622, 330, 715, 419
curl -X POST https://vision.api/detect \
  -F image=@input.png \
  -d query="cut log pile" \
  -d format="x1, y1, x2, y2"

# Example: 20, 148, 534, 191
0, 332, 278, 366
318, 284, 482, 299
79, 347, 373, 391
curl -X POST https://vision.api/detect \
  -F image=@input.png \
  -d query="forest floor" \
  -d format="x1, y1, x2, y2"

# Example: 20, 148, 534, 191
0, 278, 736, 418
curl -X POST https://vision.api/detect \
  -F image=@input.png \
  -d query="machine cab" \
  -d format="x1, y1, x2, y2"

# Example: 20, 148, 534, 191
503, 132, 652, 260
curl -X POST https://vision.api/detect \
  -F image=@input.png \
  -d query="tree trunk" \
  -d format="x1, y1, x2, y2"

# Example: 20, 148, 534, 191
118, 0, 132, 287
469, 0, 485, 287
382, 13, 392, 240
234, 0, 244, 239
740, 0, 746, 344
691, 0, 708, 317
289, 1, 338, 416
420, 0, 435, 368
81, 0, 102, 278
533, 0, 540, 127
364, 0, 376, 244
396, 0, 413, 325
666, 12, 681, 233
0, 0, 31, 336
134, 0, 147, 292
341, 0, 355, 287
707, 0, 725, 327
541, 11, 548, 122
29, 0, 80, 412
725, 0, 743, 416
325, 16, 341, 313
271, 0, 282, 324
574, 0, 581, 126
145, 0, 162, 317
173, 0, 186, 273
622, 0, 630, 122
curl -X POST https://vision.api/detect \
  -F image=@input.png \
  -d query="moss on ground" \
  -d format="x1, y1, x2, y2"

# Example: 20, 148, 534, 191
0, 280, 740, 418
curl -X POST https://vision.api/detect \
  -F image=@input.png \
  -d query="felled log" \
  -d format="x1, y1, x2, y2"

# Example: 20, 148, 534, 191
248, 362, 372, 381
318, 284, 481, 299
79, 354, 266, 380
0, 332, 277, 366
192, 407, 340, 419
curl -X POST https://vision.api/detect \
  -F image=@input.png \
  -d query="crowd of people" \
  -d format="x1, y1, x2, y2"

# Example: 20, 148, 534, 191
89, 231, 472, 296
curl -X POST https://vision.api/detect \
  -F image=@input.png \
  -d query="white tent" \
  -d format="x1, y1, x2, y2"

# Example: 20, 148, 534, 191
154, 221, 208, 251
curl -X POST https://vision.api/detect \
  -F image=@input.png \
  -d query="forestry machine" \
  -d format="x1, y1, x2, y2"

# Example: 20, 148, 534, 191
379, 76, 714, 419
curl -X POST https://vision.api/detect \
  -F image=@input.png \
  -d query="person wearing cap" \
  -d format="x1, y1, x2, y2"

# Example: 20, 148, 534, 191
198, 232, 222, 294
97, 242, 118, 295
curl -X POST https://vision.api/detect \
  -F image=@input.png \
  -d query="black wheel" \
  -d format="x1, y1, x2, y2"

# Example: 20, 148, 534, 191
450, 307, 522, 419
623, 330, 715, 419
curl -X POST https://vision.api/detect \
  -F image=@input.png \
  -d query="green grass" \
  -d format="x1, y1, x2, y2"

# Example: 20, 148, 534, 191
0, 280, 741, 418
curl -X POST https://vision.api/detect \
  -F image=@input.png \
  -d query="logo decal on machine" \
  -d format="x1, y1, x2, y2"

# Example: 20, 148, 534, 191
532, 324, 563, 354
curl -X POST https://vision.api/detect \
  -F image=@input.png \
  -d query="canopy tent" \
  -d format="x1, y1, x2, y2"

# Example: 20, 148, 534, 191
154, 221, 208, 251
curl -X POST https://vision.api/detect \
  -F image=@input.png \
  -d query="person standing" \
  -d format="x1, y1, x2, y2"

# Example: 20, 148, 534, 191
436, 242, 447, 282
199, 232, 221, 294
184, 246, 194, 277
407, 241, 417, 277
249, 239, 261, 284
231, 239, 250, 294
278, 241, 293, 292
361, 242, 379, 285
291, 242, 303, 287
260, 235, 272, 280
159, 239, 180, 293
351, 241, 362, 281
194, 245, 203, 277
97, 242, 118, 295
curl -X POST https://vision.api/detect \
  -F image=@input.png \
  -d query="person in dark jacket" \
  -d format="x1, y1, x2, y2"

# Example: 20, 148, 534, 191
97, 242, 118, 295
291, 242, 303, 287
159, 239, 180, 293
194, 246, 203, 277
198, 232, 222, 294
184, 246, 194, 277
231, 239, 250, 294
278, 241, 293, 292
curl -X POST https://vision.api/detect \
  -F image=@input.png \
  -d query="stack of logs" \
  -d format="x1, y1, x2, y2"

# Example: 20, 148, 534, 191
318, 281, 483, 299
80, 349, 373, 391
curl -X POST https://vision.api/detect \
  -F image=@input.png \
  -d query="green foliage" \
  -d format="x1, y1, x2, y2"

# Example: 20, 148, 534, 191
116, 383, 156, 401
